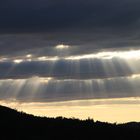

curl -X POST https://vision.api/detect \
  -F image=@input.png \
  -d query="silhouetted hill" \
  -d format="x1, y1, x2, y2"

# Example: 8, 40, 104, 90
0, 105, 140, 140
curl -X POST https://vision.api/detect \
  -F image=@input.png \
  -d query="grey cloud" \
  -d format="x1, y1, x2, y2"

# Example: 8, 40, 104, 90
0, 76, 140, 102
0, 0, 140, 33
0, 58, 139, 80
0, 33, 140, 57
0, 0, 140, 55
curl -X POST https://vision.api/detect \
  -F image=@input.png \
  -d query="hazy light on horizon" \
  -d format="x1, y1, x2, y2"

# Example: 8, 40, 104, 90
0, 97, 140, 123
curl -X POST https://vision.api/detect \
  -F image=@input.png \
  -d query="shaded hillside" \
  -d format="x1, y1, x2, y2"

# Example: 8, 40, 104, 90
0, 105, 140, 140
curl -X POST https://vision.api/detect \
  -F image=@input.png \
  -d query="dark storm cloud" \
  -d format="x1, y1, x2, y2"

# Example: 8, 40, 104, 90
0, 33, 140, 57
0, 0, 140, 32
0, 58, 139, 80
0, 0, 140, 56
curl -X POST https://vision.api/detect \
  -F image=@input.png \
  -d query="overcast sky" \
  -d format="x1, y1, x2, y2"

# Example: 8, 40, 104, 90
0, 0, 140, 103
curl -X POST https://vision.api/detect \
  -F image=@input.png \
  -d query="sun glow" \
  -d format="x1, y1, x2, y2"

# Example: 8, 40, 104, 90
37, 56, 59, 61
2, 49, 140, 64
39, 77, 53, 83
26, 54, 32, 58
0, 57, 8, 62
131, 74, 140, 78
55, 44, 70, 49
13, 59, 24, 64
1, 97, 140, 123
65, 50, 140, 60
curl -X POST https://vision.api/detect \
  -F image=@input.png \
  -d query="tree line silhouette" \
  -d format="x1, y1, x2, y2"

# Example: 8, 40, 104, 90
0, 105, 140, 140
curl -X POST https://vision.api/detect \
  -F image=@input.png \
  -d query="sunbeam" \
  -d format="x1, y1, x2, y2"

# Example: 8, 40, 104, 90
0, 44, 140, 122
0, 74, 140, 102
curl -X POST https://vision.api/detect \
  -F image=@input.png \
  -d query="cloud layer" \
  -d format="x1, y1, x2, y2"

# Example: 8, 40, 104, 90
1, 0, 140, 32
0, 75, 140, 102
0, 49, 140, 102
0, 0, 140, 102
0, 57, 138, 79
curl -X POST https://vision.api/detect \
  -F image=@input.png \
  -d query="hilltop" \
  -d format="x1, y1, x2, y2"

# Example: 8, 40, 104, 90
0, 105, 140, 140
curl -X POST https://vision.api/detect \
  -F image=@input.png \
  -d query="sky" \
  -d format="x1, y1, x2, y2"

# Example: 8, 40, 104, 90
0, 0, 140, 123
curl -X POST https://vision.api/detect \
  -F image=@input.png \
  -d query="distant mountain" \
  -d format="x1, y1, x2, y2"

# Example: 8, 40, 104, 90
0, 105, 140, 140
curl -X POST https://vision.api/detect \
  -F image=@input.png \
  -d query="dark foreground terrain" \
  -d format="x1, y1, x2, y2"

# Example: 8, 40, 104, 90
0, 105, 140, 140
